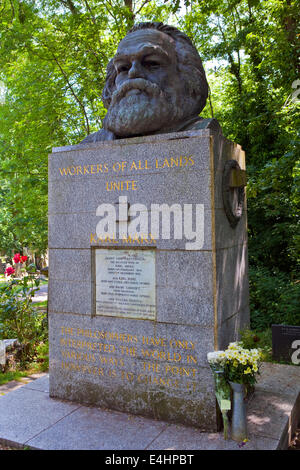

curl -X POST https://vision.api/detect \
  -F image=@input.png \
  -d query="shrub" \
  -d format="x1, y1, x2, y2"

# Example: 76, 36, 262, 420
0, 261, 47, 362
34, 341, 49, 371
249, 266, 300, 329
240, 328, 272, 362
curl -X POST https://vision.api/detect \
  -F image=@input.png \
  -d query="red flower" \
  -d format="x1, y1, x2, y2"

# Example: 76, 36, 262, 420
5, 267, 15, 276
13, 253, 21, 264
20, 255, 28, 263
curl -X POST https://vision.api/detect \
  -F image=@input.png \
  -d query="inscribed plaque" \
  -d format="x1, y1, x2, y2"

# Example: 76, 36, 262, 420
95, 249, 156, 320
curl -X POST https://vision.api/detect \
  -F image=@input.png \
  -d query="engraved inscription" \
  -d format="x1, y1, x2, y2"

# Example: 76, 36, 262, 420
95, 249, 156, 320
58, 326, 200, 393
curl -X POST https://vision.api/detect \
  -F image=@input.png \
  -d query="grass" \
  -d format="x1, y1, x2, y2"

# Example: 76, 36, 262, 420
0, 352, 49, 387
33, 300, 48, 309
0, 362, 49, 387
0, 369, 35, 386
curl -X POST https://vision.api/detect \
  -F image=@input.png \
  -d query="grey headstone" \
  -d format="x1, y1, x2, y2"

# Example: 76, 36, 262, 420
0, 341, 5, 366
48, 126, 249, 430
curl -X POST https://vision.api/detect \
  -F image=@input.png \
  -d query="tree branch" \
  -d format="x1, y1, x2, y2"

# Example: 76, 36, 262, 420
38, 40, 90, 134
59, 0, 78, 15
135, 0, 151, 16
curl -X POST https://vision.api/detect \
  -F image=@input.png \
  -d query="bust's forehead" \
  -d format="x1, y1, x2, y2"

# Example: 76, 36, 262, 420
116, 29, 175, 57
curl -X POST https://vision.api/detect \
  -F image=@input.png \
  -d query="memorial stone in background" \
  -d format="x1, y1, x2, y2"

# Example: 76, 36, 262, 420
272, 325, 300, 364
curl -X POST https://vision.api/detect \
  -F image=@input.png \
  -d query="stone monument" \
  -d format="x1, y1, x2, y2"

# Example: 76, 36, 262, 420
48, 22, 249, 430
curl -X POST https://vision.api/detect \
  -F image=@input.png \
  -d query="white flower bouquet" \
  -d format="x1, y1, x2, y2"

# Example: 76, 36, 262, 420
223, 342, 262, 387
207, 343, 263, 440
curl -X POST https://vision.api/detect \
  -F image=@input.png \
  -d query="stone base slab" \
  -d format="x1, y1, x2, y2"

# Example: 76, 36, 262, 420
0, 363, 299, 450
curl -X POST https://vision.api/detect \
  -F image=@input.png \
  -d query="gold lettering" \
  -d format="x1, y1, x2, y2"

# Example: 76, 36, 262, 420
120, 346, 136, 356
141, 349, 181, 362
142, 336, 166, 347
105, 180, 137, 191
113, 162, 121, 172
143, 362, 160, 373
187, 355, 197, 364
121, 371, 134, 382
137, 374, 179, 389
59, 167, 69, 176
165, 365, 197, 377
149, 233, 156, 244
186, 381, 197, 392
169, 339, 195, 350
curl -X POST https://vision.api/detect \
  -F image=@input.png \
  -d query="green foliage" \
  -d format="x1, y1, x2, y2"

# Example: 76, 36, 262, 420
240, 327, 272, 362
178, 0, 300, 329
0, 264, 47, 361
224, 361, 258, 387
0, 0, 299, 329
249, 266, 300, 328
0, 370, 30, 386
0, 0, 172, 256
34, 341, 49, 372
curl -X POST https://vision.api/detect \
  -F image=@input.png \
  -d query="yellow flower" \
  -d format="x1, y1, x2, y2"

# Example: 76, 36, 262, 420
244, 367, 252, 375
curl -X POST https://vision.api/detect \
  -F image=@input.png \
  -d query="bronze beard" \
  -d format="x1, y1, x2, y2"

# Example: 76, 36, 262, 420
103, 78, 192, 137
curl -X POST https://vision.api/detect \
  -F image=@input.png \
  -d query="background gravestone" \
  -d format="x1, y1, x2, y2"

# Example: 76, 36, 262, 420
48, 123, 249, 430
272, 325, 300, 363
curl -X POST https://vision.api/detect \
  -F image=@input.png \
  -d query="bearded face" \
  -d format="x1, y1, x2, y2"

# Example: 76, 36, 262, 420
104, 77, 188, 137
103, 29, 195, 137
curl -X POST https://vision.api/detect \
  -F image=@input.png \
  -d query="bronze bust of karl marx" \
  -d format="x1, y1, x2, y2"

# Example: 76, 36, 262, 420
81, 22, 216, 144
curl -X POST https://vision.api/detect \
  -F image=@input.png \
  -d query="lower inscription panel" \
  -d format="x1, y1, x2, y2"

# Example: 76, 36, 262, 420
95, 248, 156, 320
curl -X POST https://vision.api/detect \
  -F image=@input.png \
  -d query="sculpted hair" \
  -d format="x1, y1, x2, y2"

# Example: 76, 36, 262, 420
102, 22, 208, 115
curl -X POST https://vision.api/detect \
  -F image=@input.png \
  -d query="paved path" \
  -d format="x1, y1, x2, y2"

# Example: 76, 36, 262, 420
0, 373, 46, 396
0, 278, 48, 304
0, 363, 299, 450
32, 284, 48, 303
0, 373, 47, 451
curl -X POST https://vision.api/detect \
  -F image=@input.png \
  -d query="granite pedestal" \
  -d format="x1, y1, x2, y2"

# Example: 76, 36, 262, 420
48, 122, 249, 430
